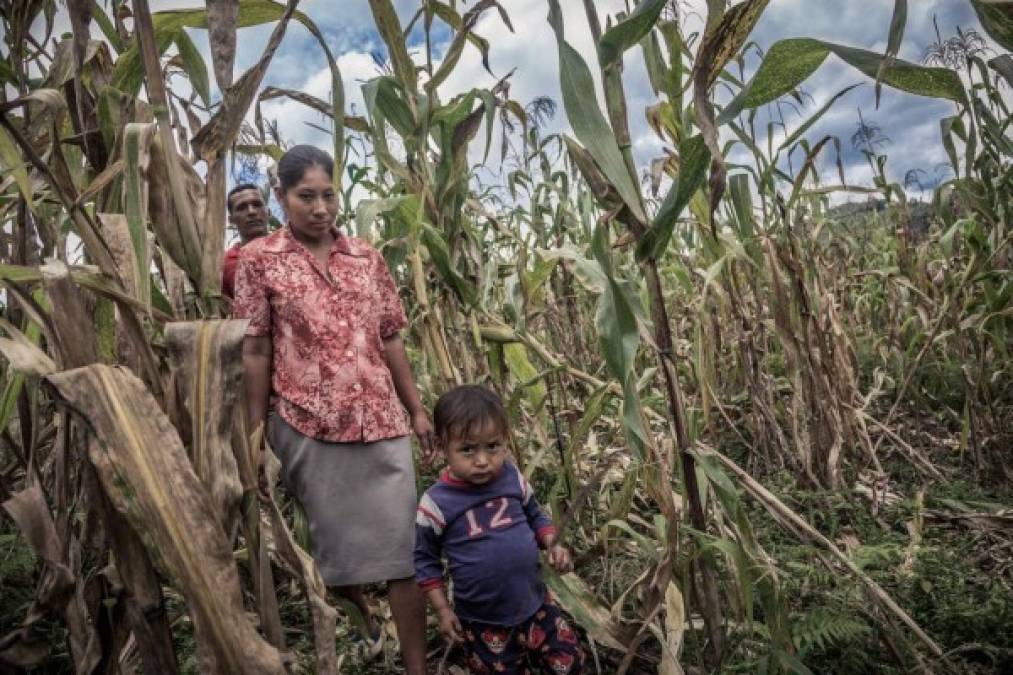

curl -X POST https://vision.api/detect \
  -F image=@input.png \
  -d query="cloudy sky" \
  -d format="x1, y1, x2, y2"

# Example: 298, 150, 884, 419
34, 1, 1007, 202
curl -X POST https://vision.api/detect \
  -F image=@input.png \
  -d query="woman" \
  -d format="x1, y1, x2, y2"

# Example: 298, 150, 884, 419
234, 145, 431, 674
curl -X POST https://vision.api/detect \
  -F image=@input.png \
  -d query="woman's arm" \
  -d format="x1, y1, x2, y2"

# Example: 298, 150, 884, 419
243, 335, 273, 434
383, 334, 435, 463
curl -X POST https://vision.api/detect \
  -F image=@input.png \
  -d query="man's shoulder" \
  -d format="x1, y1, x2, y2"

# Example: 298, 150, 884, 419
239, 229, 287, 258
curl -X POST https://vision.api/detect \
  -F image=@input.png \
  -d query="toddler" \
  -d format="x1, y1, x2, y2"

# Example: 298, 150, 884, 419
415, 385, 585, 674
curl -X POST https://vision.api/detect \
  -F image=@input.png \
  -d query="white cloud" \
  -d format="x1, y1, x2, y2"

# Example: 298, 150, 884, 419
28, 0, 1001, 207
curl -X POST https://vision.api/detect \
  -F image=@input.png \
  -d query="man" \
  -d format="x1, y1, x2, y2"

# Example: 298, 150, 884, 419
222, 183, 269, 298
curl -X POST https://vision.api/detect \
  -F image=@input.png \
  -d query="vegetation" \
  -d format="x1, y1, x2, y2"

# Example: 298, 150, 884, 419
0, 0, 1010, 673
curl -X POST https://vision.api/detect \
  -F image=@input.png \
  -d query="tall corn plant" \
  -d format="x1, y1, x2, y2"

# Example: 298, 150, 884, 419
0, 1, 348, 672
537, 0, 1003, 669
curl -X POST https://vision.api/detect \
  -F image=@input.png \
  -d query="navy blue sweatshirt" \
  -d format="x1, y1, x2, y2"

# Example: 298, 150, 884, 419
414, 461, 557, 626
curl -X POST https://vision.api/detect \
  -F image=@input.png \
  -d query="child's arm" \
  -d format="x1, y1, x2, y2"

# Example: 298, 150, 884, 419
517, 470, 573, 572
425, 586, 463, 642
414, 494, 463, 641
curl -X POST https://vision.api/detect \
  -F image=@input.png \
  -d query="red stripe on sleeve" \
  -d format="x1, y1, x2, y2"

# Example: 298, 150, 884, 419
417, 578, 445, 591
536, 526, 557, 547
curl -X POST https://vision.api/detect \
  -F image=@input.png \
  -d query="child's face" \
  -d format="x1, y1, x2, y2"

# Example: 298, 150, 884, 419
443, 418, 507, 485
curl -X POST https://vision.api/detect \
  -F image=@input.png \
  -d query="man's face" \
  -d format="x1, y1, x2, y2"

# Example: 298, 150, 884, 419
228, 188, 268, 243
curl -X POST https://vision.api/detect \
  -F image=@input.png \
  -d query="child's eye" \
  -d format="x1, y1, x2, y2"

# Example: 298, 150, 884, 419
486, 443, 501, 453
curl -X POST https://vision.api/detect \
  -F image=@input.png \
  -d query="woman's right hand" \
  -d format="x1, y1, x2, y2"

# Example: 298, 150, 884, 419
411, 408, 437, 466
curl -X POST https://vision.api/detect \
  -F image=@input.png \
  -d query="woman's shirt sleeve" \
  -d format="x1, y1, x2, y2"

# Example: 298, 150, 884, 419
372, 250, 408, 339
233, 249, 271, 337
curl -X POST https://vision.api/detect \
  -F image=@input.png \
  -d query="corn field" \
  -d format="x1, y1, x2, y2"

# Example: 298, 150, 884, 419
0, 0, 1010, 673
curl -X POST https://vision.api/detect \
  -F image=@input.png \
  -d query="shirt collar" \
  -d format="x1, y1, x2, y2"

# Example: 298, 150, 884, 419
260, 226, 369, 257
438, 466, 505, 489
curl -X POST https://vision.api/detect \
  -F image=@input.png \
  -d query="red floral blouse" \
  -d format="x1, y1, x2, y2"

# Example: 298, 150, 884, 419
233, 227, 410, 442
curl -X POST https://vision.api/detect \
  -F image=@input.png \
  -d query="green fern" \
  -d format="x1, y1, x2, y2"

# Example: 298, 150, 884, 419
791, 607, 871, 654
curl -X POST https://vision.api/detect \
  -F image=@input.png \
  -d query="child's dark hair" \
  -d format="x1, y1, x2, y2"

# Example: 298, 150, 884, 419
434, 385, 509, 442
276, 145, 333, 193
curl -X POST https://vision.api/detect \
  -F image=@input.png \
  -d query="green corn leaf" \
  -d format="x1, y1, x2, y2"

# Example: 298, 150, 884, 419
368, 0, 418, 92
122, 123, 156, 308
112, 29, 175, 98
728, 173, 755, 241
719, 38, 966, 124
372, 76, 415, 138
0, 125, 35, 212
640, 27, 668, 96
503, 342, 547, 412
776, 83, 862, 156
874, 0, 907, 107
971, 0, 1013, 51
636, 134, 709, 261
420, 223, 477, 306
92, 3, 125, 53
173, 29, 210, 107
591, 225, 651, 458
547, 0, 646, 224
113, 1, 322, 98
990, 54, 1013, 88
598, 0, 667, 68
355, 196, 413, 241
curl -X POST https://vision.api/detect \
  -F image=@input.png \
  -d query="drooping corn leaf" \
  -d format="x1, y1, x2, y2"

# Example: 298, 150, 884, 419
547, 0, 646, 224
659, 581, 687, 675
368, 0, 419, 92
874, 0, 907, 107
636, 134, 709, 261
427, 0, 505, 92
122, 123, 156, 308
0, 319, 57, 376
173, 28, 210, 106
971, 0, 1013, 51
544, 570, 626, 652
46, 365, 287, 674
503, 342, 547, 411
206, 0, 239, 89
164, 321, 246, 536
598, 0, 667, 68
0, 124, 35, 212
1, 486, 92, 670
719, 38, 966, 124
421, 223, 477, 306
592, 224, 651, 458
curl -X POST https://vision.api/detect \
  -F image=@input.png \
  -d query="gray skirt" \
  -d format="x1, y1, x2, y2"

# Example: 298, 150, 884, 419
267, 413, 417, 586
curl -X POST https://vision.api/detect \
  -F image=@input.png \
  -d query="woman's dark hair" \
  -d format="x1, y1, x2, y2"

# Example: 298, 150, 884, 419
434, 385, 509, 442
276, 145, 334, 193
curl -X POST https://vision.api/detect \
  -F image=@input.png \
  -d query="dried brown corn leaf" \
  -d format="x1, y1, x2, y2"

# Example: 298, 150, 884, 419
46, 364, 286, 674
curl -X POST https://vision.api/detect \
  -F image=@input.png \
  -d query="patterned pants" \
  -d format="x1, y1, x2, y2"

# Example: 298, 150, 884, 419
460, 603, 585, 674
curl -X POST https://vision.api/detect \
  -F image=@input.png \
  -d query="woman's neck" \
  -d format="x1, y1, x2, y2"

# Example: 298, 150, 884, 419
289, 226, 335, 251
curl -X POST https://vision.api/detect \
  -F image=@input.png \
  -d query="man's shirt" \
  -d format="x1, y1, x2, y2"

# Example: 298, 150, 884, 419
222, 242, 243, 298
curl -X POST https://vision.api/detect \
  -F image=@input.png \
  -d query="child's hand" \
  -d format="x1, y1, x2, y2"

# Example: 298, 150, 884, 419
436, 606, 463, 642
547, 543, 573, 573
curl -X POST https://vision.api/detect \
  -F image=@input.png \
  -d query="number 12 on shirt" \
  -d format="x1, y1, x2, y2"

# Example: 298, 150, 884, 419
464, 497, 513, 537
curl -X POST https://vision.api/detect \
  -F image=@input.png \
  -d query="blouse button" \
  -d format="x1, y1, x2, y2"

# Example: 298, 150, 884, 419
346, 350, 354, 358
352, 383, 362, 392
338, 320, 347, 327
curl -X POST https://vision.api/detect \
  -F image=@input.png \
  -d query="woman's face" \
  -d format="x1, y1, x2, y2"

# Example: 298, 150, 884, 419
278, 164, 337, 243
